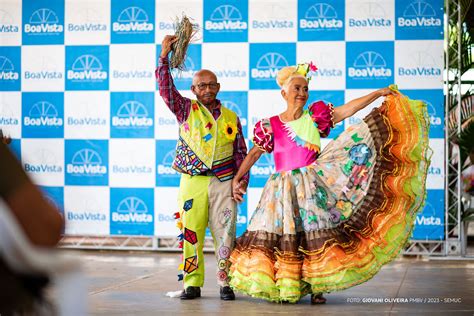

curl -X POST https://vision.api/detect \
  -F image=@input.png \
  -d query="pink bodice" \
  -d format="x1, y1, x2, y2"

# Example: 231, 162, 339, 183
252, 100, 334, 173
269, 115, 318, 172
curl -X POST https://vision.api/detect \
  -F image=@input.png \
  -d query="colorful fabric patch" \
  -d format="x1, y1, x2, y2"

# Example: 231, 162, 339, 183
217, 270, 228, 282
183, 122, 190, 132
315, 187, 328, 210
173, 137, 209, 176
205, 122, 212, 129
211, 156, 235, 182
351, 133, 363, 143
184, 256, 198, 274
329, 207, 341, 224
349, 143, 372, 165
223, 121, 237, 141
219, 246, 231, 259
183, 199, 193, 211
282, 112, 321, 153
218, 259, 228, 270
203, 133, 212, 142
184, 228, 198, 245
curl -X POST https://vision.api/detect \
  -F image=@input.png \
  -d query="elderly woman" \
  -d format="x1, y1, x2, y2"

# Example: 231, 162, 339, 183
229, 64, 431, 304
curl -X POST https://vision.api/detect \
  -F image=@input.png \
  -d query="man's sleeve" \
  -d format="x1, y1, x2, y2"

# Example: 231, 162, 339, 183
155, 56, 191, 124
233, 117, 250, 184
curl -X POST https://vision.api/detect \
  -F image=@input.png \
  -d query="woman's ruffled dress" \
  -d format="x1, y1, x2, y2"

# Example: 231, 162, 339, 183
229, 89, 432, 303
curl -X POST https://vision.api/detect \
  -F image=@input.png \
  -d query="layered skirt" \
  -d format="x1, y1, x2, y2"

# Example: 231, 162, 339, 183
229, 93, 432, 303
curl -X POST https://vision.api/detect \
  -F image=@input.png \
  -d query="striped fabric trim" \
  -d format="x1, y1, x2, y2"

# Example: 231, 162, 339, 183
212, 157, 235, 182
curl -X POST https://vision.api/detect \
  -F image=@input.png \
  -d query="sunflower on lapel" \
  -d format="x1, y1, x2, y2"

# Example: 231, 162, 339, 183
223, 121, 237, 141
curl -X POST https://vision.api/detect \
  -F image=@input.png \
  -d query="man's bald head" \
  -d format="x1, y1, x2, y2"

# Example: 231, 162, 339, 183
192, 69, 217, 85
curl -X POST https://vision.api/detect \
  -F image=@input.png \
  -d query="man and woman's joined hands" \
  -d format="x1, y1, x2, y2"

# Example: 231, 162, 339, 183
231, 179, 248, 203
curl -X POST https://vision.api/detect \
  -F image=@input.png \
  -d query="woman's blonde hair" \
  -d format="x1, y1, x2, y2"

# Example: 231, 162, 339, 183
276, 66, 307, 89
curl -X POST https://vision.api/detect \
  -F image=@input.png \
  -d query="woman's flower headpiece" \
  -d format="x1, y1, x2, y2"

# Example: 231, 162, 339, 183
294, 62, 318, 82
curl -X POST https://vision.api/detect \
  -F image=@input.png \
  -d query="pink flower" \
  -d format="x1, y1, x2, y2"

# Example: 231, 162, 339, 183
309, 61, 318, 72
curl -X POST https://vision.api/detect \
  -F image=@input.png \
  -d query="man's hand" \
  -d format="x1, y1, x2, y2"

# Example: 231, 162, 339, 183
160, 35, 178, 58
232, 179, 248, 203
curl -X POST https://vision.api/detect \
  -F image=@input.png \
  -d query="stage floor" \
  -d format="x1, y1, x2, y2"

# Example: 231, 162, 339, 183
66, 250, 474, 315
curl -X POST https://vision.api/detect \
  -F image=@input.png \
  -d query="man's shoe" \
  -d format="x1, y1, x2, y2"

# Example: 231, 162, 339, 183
180, 286, 201, 300
220, 286, 235, 301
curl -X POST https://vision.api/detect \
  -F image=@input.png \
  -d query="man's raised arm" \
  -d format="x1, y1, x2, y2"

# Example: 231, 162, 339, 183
155, 35, 191, 124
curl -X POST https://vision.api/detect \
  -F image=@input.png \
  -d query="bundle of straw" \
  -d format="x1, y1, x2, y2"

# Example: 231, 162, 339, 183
170, 15, 199, 70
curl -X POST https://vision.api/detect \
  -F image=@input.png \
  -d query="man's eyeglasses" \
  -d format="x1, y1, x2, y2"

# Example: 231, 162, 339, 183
195, 82, 219, 90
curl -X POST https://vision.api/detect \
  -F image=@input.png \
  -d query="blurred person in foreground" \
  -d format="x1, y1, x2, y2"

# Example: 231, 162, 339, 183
0, 134, 64, 314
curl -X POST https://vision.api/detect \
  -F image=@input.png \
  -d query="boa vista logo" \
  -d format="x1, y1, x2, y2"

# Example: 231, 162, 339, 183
300, 3, 343, 30
348, 51, 392, 78
0, 9, 19, 33
348, 2, 391, 28
205, 5, 247, 31
24, 8, 63, 34
24, 149, 62, 173
0, 55, 19, 81
251, 52, 288, 80
67, 148, 107, 175
112, 101, 152, 128
112, 196, 153, 223
24, 101, 63, 127
67, 54, 107, 81
113, 6, 153, 33
398, 0, 442, 27
251, 154, 275, 176
398, 51, 442, 77
157, 150, 178, 176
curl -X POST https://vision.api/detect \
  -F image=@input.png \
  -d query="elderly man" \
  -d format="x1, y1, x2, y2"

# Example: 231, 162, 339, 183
156, 35, 248, 300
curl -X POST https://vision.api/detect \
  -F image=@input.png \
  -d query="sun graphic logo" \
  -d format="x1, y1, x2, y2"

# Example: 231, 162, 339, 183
348, 2, 391, 28
24, 8, 63, 33
251, 153, 275, 176
0, 55, 19, 80
0, 104, 19, 126
313, 51, 343, 77
398, 51, 442, 77
112, 196, 153, 223
300, 3, 343, 29
112, 100, 153, 128
423, 100, 442, 126
67, 7, 107, 32
221, 100, 247, 127
67, 199, 107, 223
205, 5, 247, 31
157, 150, 178, 176
67, 148, 107, 175
252, 52, 288, 80
113, 6, 153, 33
398, 0, 442, 27
24, 101, 63, 127
0, 9, 19, 32
415, 202, 442, 227
67, 54, 107, 81
24, 148, 62, 173
348, 51, 392, 78
172, 55, 196, 80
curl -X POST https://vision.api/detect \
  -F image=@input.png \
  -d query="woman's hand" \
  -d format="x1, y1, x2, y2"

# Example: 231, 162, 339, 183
232, 178, 247, 203
377, 87, 398, 97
